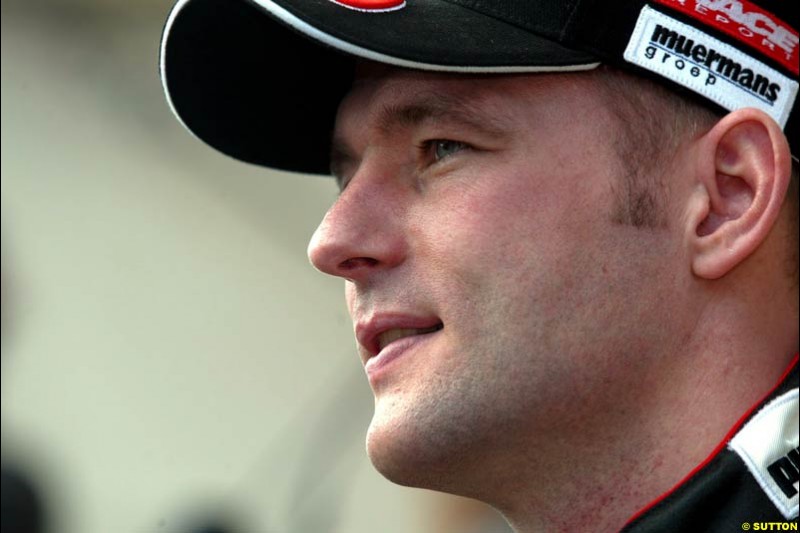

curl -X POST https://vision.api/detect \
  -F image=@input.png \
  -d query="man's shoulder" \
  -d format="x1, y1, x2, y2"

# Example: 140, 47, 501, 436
622, 356, 799, 532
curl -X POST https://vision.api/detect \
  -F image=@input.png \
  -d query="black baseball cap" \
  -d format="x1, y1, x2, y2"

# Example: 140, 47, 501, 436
159, 0, 799, 175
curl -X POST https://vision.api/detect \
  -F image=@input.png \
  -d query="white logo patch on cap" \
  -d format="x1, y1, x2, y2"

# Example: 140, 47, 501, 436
729, 388, 799, 519
624, 6, 798, 127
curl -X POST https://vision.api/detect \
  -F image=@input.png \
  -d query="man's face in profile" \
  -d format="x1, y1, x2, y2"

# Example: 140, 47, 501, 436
308, 65, 686, 496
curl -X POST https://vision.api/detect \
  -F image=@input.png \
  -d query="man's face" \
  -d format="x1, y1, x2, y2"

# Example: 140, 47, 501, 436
308, 66, 684, 494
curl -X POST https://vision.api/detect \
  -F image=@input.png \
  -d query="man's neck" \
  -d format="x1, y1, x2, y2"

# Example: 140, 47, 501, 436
493, 314, 798, 533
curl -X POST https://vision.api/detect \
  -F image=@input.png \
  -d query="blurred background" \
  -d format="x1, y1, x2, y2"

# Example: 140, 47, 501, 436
0, 0, 511, 532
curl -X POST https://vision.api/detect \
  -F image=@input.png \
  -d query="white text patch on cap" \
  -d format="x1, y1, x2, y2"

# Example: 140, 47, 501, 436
624, 6, 798, 128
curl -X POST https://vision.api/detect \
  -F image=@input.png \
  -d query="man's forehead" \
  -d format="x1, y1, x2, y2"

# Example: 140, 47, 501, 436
329, 66, 608, 188
335, 64, 575, 132
342, 66, 487, 114
331, 68, 530, 157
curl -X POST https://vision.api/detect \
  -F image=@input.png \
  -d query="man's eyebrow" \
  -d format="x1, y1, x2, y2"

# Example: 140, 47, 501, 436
329, 93, 513, 190
375, 93, 511, 138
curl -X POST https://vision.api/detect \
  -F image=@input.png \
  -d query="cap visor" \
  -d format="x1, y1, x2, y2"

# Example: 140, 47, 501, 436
161, 0, 599, 174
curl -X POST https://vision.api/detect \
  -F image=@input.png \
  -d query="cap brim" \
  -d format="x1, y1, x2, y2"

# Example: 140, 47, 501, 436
160, 0, 600, 175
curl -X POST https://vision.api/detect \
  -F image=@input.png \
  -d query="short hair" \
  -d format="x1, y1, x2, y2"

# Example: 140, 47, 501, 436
592, 66, 718, 228
592, 66, 799, 283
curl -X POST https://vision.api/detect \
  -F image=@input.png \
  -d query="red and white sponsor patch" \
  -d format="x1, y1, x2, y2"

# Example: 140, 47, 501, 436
329, 0, 405, 12
654, 0, 798, 75
624, 7, 798, 127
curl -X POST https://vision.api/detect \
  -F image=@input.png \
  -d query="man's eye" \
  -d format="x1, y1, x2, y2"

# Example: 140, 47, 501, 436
422, 139, 470, 163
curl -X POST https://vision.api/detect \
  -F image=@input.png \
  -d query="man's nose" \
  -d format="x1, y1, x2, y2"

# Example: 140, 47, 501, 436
307, 179, 407, 282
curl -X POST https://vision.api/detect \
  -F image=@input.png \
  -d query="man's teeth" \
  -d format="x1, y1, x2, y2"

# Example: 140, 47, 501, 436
377, 324, 443, 351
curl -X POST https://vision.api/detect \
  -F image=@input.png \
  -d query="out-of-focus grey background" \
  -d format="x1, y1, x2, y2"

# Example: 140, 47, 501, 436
0, 1, 509, 532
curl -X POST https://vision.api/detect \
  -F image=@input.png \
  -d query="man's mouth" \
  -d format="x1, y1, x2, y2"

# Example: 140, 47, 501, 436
376, 323, 444, 352
356, 315, 445, 359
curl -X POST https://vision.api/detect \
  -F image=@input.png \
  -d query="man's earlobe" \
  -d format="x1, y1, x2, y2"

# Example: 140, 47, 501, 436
688, 108, 792, 280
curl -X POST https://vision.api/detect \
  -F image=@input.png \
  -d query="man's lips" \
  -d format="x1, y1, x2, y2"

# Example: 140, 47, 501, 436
355, 314, 444, 360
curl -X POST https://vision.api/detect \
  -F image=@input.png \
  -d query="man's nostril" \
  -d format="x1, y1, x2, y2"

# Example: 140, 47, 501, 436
339, 257, 380, 270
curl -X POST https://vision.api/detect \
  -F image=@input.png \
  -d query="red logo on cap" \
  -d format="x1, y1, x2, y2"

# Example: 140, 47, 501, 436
654, 0, 798, 75
330, 0, 405, 11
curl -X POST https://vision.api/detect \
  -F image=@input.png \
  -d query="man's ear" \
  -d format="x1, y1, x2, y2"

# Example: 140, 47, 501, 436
686, 108, 792, 280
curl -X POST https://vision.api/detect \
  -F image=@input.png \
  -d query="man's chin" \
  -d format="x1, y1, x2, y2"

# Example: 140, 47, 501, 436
365, 414, 470, 492
366, 423, 436, 489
